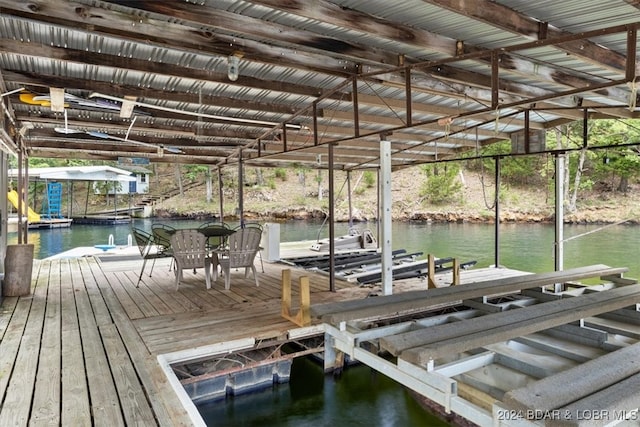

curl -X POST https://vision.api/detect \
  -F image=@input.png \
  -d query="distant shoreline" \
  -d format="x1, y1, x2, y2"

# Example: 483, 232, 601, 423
153, 207, 640, 225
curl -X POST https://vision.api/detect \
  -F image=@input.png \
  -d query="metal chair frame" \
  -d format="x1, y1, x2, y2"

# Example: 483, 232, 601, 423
131, 227, 173, 287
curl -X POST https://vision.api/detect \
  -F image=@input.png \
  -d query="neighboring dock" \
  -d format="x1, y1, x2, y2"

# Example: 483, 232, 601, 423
0, 250, 638, 426
71, 214, 132, 225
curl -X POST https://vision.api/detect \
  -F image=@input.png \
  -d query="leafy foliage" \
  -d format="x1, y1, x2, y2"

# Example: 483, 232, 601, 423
26, 157, 100, 168
362, 171, 376, 188
419, 162, 463, 204
184, 165, 210, 181
94, 180, 122, 194
582, 120, 640, 192
274, 168, 287, 181
472, 141, 547, 186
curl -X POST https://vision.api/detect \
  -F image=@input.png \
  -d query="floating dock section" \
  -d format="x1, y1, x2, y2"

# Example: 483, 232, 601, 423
159, 327, 325, 408
28, 218, 73, 229
72, 214, 131, 225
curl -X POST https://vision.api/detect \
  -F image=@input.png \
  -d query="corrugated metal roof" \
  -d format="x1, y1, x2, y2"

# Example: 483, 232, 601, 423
506, 0, 638, 31
1, 0, 639, 168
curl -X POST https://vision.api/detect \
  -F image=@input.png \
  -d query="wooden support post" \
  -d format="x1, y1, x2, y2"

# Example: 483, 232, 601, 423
452, 258, 460, 286
299, 276, 310, 324
427, 253, 436, 289
333, 350, 345, 376
281, 269, 311, 326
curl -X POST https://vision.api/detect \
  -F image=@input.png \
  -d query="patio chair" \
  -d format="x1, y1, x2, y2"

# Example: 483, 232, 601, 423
215, 227, 262, 290
151, 222, 176, 271
131, 227, 173, 287
170, 229, 211, 291
151, 223, 175, 255
233, 222, 265, 272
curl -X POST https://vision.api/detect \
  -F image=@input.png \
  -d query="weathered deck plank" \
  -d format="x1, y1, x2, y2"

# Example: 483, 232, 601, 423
86, 255, 192, 425
114, 268, 161, 319
0, 298, 31, 404
100, 323, 157, 425
59, 259, 92, 426
138, 306, 292, 355
179, 286, 221, 310
0, 261, 47, 426
0, 295, 18, 341
123, 271, 199, 314
76, 256, 158, 425
61, 328, 92, 425
78, 257, 114, 325
108, 269, 148, 319
72, 259, 125, 427
31, 261, 61, 426
4, 250, 617, 427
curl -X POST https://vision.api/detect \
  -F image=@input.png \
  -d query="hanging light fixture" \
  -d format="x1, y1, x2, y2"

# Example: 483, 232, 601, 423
227, 52, 243, 81
49, 87, 66, 112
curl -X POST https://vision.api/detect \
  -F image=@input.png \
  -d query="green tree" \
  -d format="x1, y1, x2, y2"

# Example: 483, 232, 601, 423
594, 149, 640, 192
184, 165, 209, 182
584, 119, 640, 192
362, 171, 375, 188
419, 162, 462, 204
477, 141, 545, 186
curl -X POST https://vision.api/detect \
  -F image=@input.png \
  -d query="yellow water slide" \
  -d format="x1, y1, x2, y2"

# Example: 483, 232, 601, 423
7, 190, 41, 222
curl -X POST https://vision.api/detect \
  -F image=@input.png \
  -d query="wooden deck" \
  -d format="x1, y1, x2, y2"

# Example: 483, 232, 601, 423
0, 252, 524, 426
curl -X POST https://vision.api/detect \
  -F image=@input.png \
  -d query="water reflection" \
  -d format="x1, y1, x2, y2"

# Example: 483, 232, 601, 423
9, 220, 640, 279
197, 357, 449, 427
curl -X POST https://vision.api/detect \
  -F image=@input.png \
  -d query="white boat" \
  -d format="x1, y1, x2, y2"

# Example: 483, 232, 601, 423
310, 228, 377, 252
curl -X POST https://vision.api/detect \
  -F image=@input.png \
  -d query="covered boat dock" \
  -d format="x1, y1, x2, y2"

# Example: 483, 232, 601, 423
8, 165, 137, 227
1, 1, 640, 426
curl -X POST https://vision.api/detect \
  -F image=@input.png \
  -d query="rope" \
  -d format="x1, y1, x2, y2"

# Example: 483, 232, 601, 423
475, 127, 496, 210
438, 117, 452, 141
561, 219, 630, 244
315, 176, 349, 242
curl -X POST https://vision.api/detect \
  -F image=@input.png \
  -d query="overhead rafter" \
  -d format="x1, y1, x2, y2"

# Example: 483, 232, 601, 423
422, 0, 633, 73
1, 1, 640, 171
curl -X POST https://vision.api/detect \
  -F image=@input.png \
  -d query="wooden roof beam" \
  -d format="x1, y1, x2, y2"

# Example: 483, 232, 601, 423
26, 144, 225, 165
422, 0, 633, 73
18, 114, 276, 143
323, 109, 511, 139
0, 40, 327, 100
9, 1, 615, 112
2, 71, 307, 117
250, 0, 633, 103
0, 0, 365, 76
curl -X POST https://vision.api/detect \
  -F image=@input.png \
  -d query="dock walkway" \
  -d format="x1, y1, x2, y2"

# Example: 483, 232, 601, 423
0, 252, 497, 426
5, 251, 635, 426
